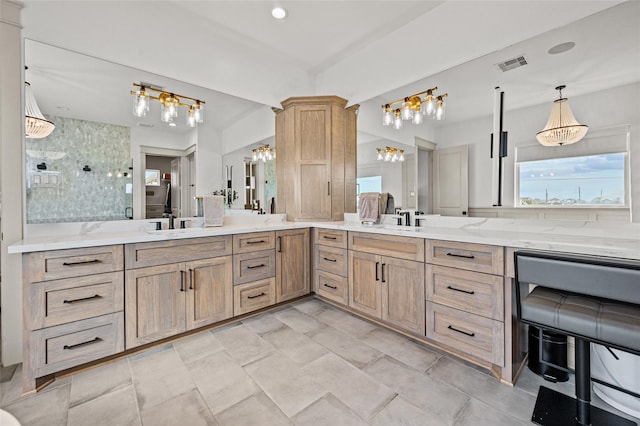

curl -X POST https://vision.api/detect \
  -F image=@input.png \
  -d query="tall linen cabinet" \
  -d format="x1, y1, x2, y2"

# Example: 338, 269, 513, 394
274, 96, 359, 221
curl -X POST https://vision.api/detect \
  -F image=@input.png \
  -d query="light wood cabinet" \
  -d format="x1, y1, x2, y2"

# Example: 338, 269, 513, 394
425, 239, 505, 366
348, 242, 425, 336
22, 245, 125, 393
234, 278, 276, 316
125, 255, 233, 349
275, 96, 358, 221
314, 229, 349, 305
276, 228, 310, 303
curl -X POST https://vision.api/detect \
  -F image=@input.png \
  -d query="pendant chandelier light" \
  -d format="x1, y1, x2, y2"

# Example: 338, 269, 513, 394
376, 146, 404, 162
536, 85, 588, 146
131, 83, 205, 127
252, 144, 276, 162
25, 81, 55, 139
381, 87, 447, 130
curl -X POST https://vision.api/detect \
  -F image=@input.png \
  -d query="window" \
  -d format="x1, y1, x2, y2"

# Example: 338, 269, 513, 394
515, 125, 629, 207
518, 153, 625, 205
145, 169, 160, 186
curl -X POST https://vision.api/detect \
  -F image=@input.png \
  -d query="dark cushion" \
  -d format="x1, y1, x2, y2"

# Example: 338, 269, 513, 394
521, 286, 640, 353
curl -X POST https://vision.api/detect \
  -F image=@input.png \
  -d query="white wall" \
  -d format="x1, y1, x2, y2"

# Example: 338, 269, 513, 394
435, 82, 640, 221
222, 105, 275, 155
1, 0, 24, 366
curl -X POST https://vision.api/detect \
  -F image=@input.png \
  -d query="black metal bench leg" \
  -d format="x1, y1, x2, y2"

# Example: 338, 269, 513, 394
575, 338, 591, 425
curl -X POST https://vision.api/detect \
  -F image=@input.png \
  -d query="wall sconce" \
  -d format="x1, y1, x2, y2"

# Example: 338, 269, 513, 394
131, 83, 205, 127
382, 87, 448, 129
376, 146, 404, 162
82, 165, 91, 172
536, 85, 588, 146
252, 144, 276, 162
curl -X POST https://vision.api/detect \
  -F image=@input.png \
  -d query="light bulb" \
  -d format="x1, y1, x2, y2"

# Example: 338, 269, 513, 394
132, 90, 149, 117
252, 150, 258, 161
399, 150, 405, 161
117, 170, 123, 178
393, 110, 403, 129
424, 95, 435, 116
377, 149, 383, 161
382, 105, 393, 126
187, 109, 197, 127
412, 110, 423, 124
107, 171, 113, 177
435, 99, 445, 120
194, 102, 203, 123
401, 99, 413, 121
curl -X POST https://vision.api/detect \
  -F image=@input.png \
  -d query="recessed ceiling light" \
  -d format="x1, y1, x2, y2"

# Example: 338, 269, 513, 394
271, 7, 287, 19
548, 42, 576, 55
168, 122, 177, 127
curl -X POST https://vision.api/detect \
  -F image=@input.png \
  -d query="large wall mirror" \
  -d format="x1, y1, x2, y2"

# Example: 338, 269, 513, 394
24, 39, 267, 224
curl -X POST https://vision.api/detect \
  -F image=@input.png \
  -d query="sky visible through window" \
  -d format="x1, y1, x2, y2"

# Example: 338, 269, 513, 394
519, 153, 624, 205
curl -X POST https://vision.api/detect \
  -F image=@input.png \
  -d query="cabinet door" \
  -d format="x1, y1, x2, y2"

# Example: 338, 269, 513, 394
348, 251, 382, 317
125, 264, 186, 349
296, 105, 332, 220
185, 256, 233, 330
381, 257, 425, 336
276, 228, 310, 303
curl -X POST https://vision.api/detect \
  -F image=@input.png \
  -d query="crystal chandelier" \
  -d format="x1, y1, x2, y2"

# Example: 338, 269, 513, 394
536, 85, 588, 146
252, 144, 276, 162
376, 146, 404, 162
382, 87, 448, 129
25, 82, 55, 139
131, 83, 205, 127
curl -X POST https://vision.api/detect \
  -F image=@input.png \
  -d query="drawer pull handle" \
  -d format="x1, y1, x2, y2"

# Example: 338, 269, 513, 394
381, 263, 386, 283
189, 269, 194, 290
247, 292, 266, 299
246, 240, 266, 244
446, 285, 475, 295
446, 252, 475, 259
247, 264, 266, 269
180, 270, 186, 292
375, 262, 380, 281
277, 236, 282, 253
63, 337, 102, 350
323, 257, 337, 263
62, 259, 102, 266
447, 325, 475, 337
323, 283, 338, 290
63, 294, 102, 304
323, 236, 337, 240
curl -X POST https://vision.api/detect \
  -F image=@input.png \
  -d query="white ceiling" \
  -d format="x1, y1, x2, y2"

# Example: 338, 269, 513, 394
21, 1, 640, 141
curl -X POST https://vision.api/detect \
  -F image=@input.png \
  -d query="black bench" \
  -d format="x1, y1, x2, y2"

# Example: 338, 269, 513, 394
515, 250, 640, 426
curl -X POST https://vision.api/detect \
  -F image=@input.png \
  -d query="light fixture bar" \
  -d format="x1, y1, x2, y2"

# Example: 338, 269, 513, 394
130, 83, 205, 126
381, 86, 448, 128
131, 83, 206, 106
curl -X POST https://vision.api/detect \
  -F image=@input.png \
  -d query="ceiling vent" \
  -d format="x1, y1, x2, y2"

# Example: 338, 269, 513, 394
136, 122, 155, 128
496, 55, 528, 72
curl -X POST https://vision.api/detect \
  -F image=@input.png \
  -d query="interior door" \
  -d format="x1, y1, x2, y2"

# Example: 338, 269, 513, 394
433, 145, 469, 216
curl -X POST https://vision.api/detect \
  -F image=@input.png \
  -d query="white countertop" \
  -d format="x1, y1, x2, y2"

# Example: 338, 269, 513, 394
9, 214, 640, 260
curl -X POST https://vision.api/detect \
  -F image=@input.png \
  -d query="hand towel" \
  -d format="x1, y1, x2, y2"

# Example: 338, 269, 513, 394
359, 192, 381, 223
203, 195, 225, 227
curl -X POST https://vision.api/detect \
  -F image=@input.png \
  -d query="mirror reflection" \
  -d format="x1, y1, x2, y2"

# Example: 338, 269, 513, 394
24, 39, 266, 223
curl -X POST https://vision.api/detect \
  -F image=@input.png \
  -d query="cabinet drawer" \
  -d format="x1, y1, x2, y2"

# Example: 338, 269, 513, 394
233, 250, 276, 285
233, 232, 276, 254
125, 236, 232, 269
426, 302, 504, 366
30, 312, 124, 377
233, 278, 276, 316
315, 245, 347, 277
349, 231, 424, 262
315, 270, 348, 305
314, 228, 347, 249
30, 272, 124, 330
426, 265, 503, 321
25, 245, 123, 282
425, 240, 504, 275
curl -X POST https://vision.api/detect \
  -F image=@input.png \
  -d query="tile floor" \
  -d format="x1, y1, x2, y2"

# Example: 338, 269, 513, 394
1, 298, 639, 426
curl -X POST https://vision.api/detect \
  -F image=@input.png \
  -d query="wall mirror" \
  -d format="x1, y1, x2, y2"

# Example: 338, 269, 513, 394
24, 39, 266, 224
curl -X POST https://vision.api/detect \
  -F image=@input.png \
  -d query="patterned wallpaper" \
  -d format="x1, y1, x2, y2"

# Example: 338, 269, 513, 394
26, 115, 132, 223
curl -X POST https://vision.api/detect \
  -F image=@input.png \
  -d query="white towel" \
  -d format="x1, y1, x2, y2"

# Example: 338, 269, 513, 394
203, 195, 225, 227
359, 192, 381, 223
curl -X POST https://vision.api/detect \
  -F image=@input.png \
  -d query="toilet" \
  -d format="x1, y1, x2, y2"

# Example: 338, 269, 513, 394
0, 409, 22, 426
592, 344, 640, 419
